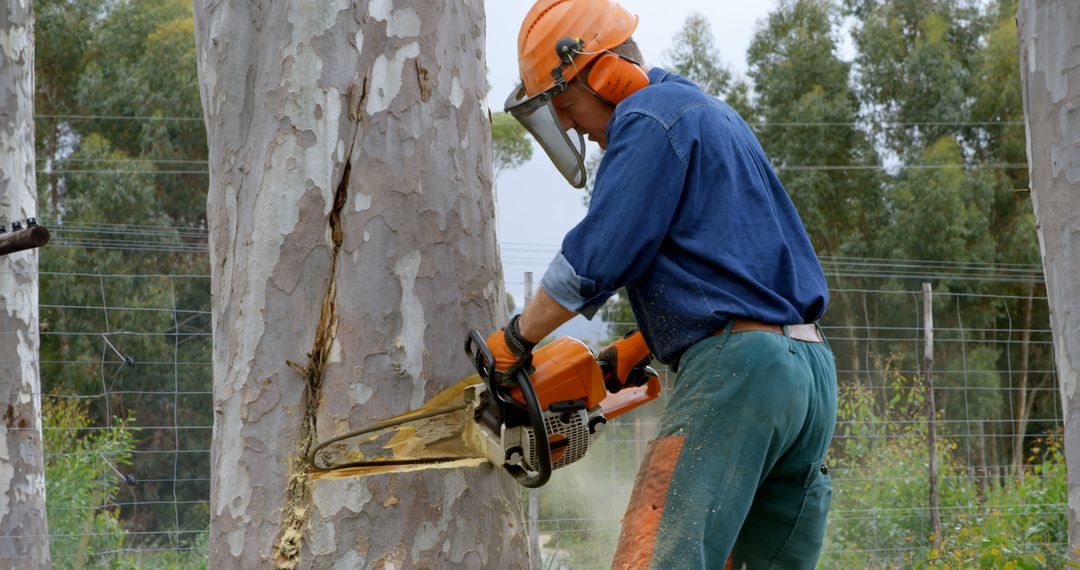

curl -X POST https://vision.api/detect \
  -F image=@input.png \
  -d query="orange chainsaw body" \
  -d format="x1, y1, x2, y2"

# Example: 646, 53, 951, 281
509, 337, 606, 410
470, 333, 661, 486
507, 336, 659, 421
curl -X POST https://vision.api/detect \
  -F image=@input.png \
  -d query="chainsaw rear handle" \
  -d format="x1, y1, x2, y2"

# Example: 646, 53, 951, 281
465, 330, 553, 488
599, 368, 661, 421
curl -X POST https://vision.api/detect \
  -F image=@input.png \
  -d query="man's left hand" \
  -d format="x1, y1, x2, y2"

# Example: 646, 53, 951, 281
485, 315, 537, 387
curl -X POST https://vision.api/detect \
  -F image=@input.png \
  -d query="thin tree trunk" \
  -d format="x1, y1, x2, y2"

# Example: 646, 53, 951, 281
845, 311, 860, 387
1013, 293, 1033, 479
45, 119, 58, 221
193, 1, 527, 567
976, 426, 987, 502
1018, 1, 1080, 559
0, 0, 51, 567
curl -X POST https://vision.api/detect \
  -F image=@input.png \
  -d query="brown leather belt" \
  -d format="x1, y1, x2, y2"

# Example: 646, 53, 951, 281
716, 319, 824, 343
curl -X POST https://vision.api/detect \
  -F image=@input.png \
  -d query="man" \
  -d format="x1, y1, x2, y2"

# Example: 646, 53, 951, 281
488, 0, 838, 568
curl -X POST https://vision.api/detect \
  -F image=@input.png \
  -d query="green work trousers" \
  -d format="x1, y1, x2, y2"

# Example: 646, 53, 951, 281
613, 322, 837, 569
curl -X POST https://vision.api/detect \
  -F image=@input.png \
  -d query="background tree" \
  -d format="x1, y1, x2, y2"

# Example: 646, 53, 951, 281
664, 12, 751, 114
747, 0, 887, 380
1018, 0, 1080, 556
749, 0, 885, 258
74, 0, 204, 226
35, 0, 104, 219
0, 0, 51, 566
492, 112, 533, 178
844, 0, 987, 154
193, 1, 527, 567
841, 0, 1048, 485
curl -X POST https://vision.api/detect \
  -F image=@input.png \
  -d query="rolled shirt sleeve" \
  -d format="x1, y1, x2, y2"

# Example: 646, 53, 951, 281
540, 110, 689, 319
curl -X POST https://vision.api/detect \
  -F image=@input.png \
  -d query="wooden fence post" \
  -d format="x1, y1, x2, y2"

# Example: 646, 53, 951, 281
923, 283, 942, 550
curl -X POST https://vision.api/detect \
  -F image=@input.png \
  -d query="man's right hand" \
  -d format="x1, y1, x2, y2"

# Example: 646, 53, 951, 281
486, 315, 537, 387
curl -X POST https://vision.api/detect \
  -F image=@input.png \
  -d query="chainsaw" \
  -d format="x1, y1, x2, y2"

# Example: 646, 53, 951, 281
307, 330, 661, 488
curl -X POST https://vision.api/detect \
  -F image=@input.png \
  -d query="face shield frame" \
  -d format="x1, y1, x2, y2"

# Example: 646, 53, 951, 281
504, 82, 588, 189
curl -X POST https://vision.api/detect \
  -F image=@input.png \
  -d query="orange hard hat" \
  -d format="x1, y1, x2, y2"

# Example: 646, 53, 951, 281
517, 0, 639, 97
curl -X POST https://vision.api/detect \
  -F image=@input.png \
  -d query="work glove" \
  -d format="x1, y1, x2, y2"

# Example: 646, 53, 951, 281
485, 314, 537, 387
597, 329, 654, 393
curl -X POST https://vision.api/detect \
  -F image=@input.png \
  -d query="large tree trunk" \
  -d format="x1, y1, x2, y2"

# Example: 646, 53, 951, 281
193, 1, 527, 567
1017, 0, 1080, 558
0, 0, 51, 567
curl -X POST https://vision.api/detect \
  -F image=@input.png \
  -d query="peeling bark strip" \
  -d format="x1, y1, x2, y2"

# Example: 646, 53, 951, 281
1017, 0, 1080, 558
416, 60, 432, 102
0, 0, 52, 566
273, 161, 350, 569
349, 77, 368, 122
195, 1, 528, 567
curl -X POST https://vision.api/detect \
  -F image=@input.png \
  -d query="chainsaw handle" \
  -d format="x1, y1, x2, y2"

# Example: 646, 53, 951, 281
504, 366, 552, 488
465, 330, 495, 381
598, 368, 661, 420
465, 330, 520, 410
465, 330, 552, 487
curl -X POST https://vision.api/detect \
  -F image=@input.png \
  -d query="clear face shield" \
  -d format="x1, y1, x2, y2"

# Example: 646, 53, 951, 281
504, 83, 588, 189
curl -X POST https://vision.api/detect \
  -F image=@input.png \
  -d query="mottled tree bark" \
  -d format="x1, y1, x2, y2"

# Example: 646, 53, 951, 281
1017, 0, 1080, 559
193, 1, 527, 567
0, 0, 51, 567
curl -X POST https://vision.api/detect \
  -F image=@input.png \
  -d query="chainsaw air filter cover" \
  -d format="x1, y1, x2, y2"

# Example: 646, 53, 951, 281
523, 408, 592, 470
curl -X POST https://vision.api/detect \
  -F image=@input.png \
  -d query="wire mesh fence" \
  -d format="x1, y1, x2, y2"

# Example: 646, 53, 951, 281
2, 226, 1066, 568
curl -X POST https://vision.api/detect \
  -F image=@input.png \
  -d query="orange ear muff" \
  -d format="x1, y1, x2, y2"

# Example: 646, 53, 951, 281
586, 53, 650, 105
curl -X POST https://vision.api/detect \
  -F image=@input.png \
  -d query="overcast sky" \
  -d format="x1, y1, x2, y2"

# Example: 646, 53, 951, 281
486, 1, 780, 312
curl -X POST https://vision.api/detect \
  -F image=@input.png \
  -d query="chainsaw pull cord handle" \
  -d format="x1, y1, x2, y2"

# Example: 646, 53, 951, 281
464, 330, 553, 488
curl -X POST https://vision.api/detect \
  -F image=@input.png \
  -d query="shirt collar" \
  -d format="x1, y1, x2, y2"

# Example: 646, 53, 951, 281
647, 67, 671, 85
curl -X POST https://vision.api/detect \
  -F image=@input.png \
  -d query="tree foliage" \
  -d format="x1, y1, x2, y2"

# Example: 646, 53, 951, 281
823, 363, 1066, 568
748, 0, 886, 258
664, 13, 732, 98
36, 0, 205, 225
34, 0, 214, 551
664, 13, 751, 116
492, 111, 533, 178
43, 399, 136, 569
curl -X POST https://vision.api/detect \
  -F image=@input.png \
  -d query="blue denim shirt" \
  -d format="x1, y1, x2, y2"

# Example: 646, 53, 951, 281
541, 68, 829, 364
